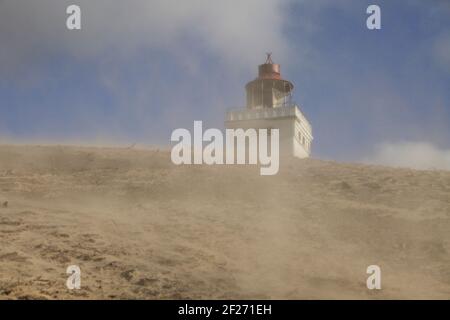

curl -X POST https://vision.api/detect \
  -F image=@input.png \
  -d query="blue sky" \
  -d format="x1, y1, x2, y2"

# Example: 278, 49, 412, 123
0, 0, 449, 168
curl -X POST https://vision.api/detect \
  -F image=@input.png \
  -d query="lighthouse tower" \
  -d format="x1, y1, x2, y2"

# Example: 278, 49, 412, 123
225, 54, 313, 158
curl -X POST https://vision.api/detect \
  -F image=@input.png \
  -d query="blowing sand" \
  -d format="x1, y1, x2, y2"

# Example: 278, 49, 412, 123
0, 144, 449, 299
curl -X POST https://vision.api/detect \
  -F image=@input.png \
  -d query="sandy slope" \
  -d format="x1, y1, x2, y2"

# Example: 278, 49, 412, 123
0, 144, 449, 299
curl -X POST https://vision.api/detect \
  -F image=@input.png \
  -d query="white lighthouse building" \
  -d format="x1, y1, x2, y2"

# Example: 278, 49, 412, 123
225, 54, 313, 158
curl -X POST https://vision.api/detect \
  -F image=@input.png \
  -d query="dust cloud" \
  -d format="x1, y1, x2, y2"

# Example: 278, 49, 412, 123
0, 145, 449, 299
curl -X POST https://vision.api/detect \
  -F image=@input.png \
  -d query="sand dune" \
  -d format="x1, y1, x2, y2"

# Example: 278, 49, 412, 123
0, 144, 449, 299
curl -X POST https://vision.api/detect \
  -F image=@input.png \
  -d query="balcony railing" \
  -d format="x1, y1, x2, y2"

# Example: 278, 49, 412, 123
226, 103, 311, 132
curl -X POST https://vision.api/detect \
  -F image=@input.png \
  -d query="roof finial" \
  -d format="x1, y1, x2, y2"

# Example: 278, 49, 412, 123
265, 52, 273, 64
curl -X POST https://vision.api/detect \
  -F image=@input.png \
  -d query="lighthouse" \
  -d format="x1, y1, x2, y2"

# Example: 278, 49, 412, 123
225, 54, 313, 158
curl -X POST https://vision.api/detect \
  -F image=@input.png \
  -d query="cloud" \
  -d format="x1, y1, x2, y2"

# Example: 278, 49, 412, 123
0, 0, 292, 75
363, 142, 450, 171
0, 0, 301, 143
